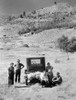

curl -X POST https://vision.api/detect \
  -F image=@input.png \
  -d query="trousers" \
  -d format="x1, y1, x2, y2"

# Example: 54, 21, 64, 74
15, 70, 21, 83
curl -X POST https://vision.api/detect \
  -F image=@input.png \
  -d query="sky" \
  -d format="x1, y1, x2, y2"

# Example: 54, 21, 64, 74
0, 0, 76, 15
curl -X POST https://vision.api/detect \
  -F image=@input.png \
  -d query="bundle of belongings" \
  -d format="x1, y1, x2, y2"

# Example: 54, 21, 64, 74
24, 62, 62, 87
24, 71, 49, 86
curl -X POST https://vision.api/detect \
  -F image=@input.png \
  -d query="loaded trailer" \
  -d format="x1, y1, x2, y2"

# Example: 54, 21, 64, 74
26, 57, 45, 72
15, 57, 46, 87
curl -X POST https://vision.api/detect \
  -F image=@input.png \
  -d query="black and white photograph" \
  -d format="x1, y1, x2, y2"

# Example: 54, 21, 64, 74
0, 0, 76, 100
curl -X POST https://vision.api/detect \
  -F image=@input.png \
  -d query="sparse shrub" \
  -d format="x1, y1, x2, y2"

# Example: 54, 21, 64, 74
23, 11, 26, 17
57, 35, 69, 51
23, 44, 29, 48
31, 31, 34, 35
20, 14, 23, 18
8, 16, 12, 21
25, 27, 30, 33
7, 16, 15, 22
32, 10, 36, 14
3, 35, 6, 37
27, 14, 32, 19
57, 35, 76, 59
57, 35, 70, 59
54, 1, 57, 5
67, 37, 76, 52
18, 28, 25, 35
31, 26, 38, 32
38, 14, 42, 18
18, 28, 30, 35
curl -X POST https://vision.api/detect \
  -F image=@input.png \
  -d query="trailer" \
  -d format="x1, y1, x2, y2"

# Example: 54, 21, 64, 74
26, 57, 45, 72
23, 57, 46, 85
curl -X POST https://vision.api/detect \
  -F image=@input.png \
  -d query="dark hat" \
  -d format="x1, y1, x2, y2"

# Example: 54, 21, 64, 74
47, 62, 50, 65
25, 69, 27, 72
17, 59, 20, 61
10, 62, 14, 65
57, 72, 60, 75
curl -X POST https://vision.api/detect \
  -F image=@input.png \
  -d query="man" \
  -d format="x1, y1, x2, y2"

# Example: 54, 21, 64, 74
14, 59, 24, 83
8, 63, 14, 86
52, 72, 62, 86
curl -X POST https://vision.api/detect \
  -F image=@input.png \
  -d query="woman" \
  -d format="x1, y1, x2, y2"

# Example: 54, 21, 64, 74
45, 62, 54, 87
8, 63, 14, 86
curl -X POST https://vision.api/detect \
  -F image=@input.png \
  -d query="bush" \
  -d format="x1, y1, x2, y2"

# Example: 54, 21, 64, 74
32, 10, 36, 14
8, 16, 12, 21
57, 35, 76, 53
57, 35, 69, 51
7, 16, 16, 22
18, 28, 30, 35
67, 37, 76, 52
23, 44, 29, 48
23, 11, 26, 17
20, 14, 23, 18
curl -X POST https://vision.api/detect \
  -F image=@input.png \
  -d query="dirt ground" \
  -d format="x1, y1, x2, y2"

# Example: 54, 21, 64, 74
0, 27, 76, 100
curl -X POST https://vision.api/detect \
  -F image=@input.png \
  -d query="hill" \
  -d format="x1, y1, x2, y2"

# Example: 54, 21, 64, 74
1, 3, 76, 34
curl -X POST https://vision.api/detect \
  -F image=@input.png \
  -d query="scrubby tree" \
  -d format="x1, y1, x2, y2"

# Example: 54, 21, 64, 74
20, 14, 23, 18
23, 11, 26, 17
54, 1, 57, 5
57, 35, 76, 60
67, 37, 76, 52
18, 28, 30, 35
57, 35, 70, 60
57, 35, 69, 50
32, 10, 36, 14
8, 16, 12, 21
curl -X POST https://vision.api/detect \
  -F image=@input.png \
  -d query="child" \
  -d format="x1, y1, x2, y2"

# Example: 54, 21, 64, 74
8, 63, 14, 86
24, 69, 28, 85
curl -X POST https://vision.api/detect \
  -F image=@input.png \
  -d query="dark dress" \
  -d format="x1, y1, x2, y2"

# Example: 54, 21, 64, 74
47, 70, 54, 86
8, 66, 14, 85
45, 66, 53, 86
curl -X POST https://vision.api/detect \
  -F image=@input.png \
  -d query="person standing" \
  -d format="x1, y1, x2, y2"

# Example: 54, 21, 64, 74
45, 62, 53, 72
45, 62, 54, 86
14, 59, 24, 83
8, 63, 14, 86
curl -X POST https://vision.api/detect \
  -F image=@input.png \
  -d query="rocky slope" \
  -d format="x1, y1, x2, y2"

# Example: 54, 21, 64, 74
1, 3, 76, 33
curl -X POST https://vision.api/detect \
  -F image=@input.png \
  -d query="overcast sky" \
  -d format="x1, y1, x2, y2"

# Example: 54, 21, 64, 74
0, 0, 76, 15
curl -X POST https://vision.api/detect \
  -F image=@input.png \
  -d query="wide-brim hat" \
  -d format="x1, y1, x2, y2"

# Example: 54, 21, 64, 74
57, 72, 60, 75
